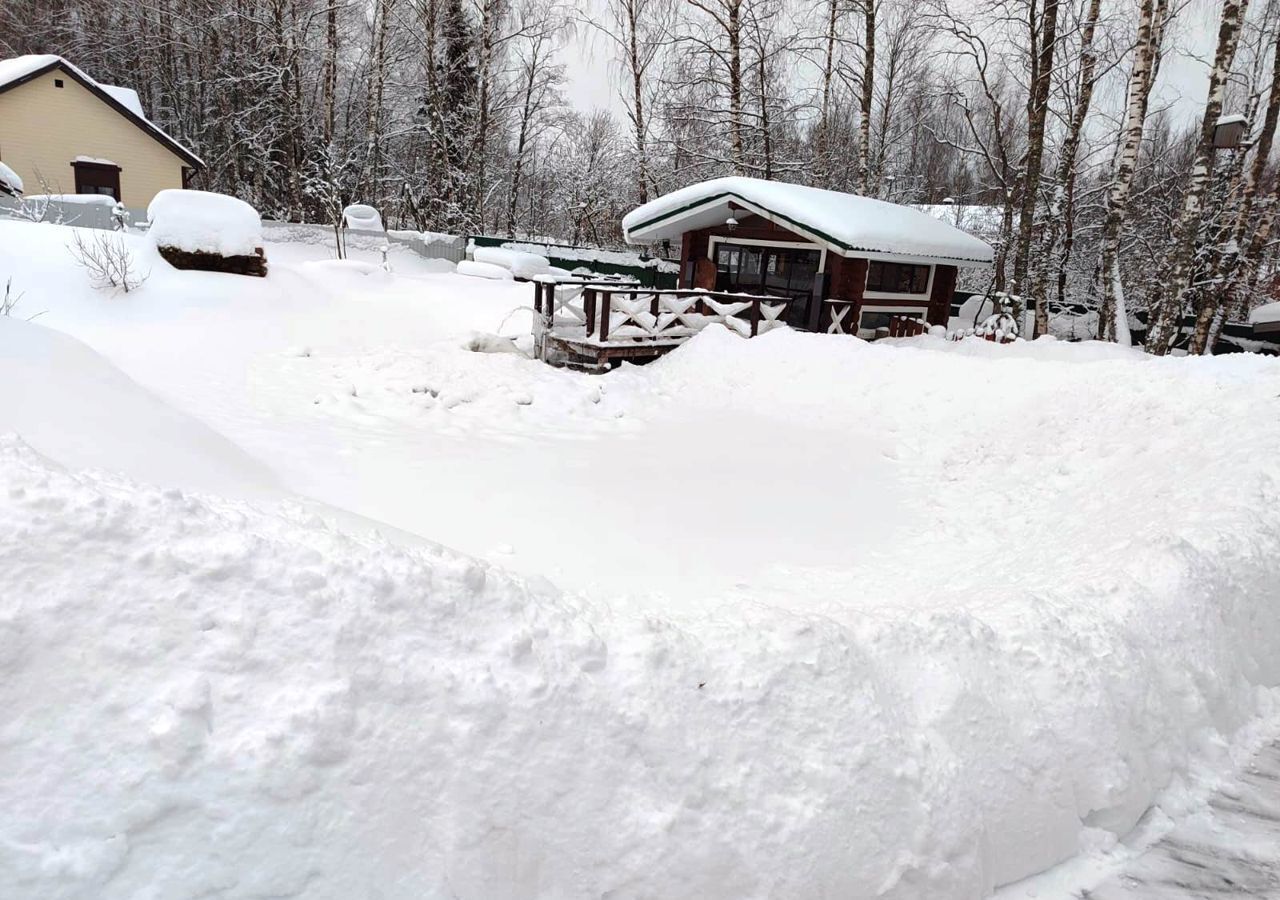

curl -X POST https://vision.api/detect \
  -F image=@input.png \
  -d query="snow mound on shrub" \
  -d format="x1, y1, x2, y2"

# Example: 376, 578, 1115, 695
148, 189, 263, 257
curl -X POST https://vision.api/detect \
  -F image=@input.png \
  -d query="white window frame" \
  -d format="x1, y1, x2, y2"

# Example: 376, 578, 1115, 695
707, 235, 828, 280
862, 258, 935, 302
856, 304, 929, 339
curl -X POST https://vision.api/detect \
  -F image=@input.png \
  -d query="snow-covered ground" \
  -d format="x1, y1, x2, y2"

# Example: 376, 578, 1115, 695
2, 218, 1280, 898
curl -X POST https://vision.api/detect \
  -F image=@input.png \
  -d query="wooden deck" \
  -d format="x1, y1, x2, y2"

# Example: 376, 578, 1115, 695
532, 280, 791, 371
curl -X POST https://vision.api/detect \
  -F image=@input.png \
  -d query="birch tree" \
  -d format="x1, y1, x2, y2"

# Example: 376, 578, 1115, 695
1145, 0, 1250, 354
504, 6, 565, 237
1009, 0, 1061, 321
1031, 0, 1102, 336
1099, 0, 1170, 344
859, 0, 876, 192
578, 0, 672, 204
1192, 18, 1280, 352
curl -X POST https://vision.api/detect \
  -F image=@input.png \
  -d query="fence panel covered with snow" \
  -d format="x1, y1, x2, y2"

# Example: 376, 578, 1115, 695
262, 222, 467, 264
0, 195, 145, 229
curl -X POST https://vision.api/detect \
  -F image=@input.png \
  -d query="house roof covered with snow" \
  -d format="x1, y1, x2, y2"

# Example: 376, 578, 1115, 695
1249, 300, 1280, 332
622, 177, 994, 267
0, 55, 203, 169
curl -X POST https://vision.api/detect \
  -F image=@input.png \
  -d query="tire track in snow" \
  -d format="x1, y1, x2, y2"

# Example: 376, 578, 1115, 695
1084, 739, 1280, 898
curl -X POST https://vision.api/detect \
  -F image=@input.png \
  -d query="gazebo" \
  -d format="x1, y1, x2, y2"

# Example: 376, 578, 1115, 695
623, 177, 994, 338
531, 177, 994, 370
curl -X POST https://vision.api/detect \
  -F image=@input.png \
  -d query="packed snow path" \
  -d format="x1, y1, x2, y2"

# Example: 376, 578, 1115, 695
1087, 739, 1280, 898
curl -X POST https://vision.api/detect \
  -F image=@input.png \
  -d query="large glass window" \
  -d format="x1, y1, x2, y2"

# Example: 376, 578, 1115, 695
866, 261, 930, 294
713, 243, 822, 328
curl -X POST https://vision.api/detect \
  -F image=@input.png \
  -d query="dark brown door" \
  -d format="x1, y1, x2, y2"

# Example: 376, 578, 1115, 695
71, 161, 122, 201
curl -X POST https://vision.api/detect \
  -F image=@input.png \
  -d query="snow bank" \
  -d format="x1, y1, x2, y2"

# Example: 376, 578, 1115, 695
148, 189, 263, 257
5, 217, 1280, 898
0, 318, 277, 496
3, 386, 1280, 899
473, 245, 551, 278
457, 259, 515, 280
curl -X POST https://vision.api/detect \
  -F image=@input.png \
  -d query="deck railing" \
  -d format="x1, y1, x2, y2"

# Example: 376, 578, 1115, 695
534, 280, 791, 347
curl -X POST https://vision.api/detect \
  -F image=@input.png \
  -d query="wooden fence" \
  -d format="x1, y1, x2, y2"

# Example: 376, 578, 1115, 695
533, 280, 790, 367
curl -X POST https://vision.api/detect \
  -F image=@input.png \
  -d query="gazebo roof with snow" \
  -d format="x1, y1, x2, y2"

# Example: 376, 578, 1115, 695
622, 177, 994, 267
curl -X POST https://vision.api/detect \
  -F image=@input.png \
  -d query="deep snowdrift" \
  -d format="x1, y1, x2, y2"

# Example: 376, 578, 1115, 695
3, 219, 1280, 898
0, 319, 276, 495
4, 419, 1279, 899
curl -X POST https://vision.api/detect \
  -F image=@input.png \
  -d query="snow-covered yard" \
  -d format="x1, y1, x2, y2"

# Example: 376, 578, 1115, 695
3, 218, 1280, 898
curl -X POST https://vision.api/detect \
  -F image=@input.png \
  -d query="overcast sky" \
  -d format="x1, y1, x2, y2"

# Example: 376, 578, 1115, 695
558, 0, 1241, 143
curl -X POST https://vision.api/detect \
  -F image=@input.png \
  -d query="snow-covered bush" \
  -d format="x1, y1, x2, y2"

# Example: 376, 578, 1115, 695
951, 294, 1021, 344
110, 201, 129, 232
976, 303, 1020, 341
68, 230, 148, 293
148, 189, 266, 276
1, 278, 21, 316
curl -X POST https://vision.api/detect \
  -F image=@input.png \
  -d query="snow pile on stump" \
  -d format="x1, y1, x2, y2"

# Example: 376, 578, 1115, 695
148, 189, 266, 276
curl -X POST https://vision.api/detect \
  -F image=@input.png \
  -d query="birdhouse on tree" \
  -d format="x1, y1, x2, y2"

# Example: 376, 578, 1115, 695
1213, 114, 1248, 149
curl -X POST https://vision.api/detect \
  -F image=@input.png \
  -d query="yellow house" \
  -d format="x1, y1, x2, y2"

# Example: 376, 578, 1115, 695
0, 55, 203, 210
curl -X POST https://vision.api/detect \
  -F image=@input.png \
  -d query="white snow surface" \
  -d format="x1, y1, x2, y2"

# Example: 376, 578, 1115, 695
472, 244, 551, 278
503, 239, 681, 273
1249, 300, 1280, 325
623, 176, 995, 265
456, 258, 515, 280
0, 161, 23, 195
0, 53, 61, 88
148, 189, 263, 257
22, 193, 119, 207
3, 219, 1280, 898
98, 85, 145, 118
71, 155, 120, 167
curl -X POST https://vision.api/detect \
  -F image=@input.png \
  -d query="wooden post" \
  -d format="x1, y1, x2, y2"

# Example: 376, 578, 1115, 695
750, 298, 761, 337
599, 291, 611, 342
533, 281, 542, 314
585, 288, 597, 337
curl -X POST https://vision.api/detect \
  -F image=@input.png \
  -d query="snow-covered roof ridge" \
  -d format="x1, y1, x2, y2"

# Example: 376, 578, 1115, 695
100, 84, 145, 118
623, 176, 995, 266
0, 54, 203, 168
